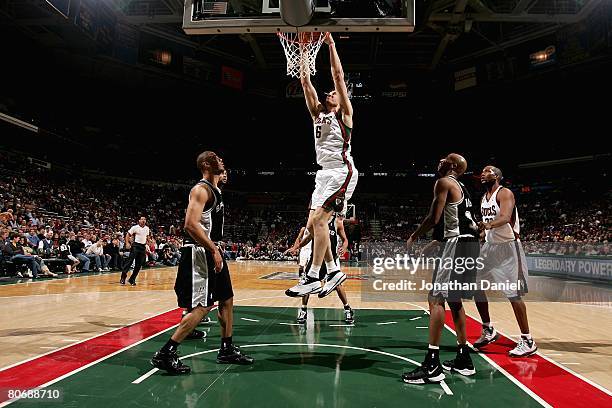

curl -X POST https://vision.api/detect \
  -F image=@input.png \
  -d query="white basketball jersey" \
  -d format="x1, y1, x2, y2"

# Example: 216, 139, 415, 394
314, 111, 354, 169
481, 186, 520, 243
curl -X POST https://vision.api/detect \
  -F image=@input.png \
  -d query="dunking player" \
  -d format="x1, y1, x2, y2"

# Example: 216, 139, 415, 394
151, 152, 253, 374
473, 165, 537, 356
286, 33, 358, 298
285, 210, 354, 324
403, 154, 480, 384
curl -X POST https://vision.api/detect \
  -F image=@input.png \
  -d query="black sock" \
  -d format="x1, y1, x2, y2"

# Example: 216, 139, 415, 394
457, 344, 470, 357
301, 306, 307, 311
221, 336, 233, 350
344, 304, 351, 310
161, 339, 180, 353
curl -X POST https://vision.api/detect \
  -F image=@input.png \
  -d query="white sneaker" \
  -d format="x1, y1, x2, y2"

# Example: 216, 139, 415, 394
25, 271, 33, 278
509, 336, 537, 357
473, 326, 500, 349
318, 271, 347, 298
285, 274, 321, 297
16, 272, 23, 278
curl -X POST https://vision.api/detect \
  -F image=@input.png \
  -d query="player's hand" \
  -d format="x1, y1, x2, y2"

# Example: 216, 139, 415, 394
285, 245, 299, 256
421, 241, 440, 257
213, 250, 223, 273
477, 221, 486, 231
324, 32, 334, 45
406, 235, 415, 254
338, 243, 348, 257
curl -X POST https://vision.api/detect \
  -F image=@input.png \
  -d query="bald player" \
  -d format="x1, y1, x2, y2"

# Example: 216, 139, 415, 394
403, 153, 480, 385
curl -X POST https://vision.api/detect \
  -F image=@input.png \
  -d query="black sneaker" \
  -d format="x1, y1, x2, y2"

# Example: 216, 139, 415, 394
128, 280, 136, 286
442, 355, 476, 376
119, 277, 126, 285
216, 344, 255, 365
186, 329, 206, 340
296, 309, 307, 324
344, 308, 355, 324
151, 350, 191, 374
402, 360, 445, 384
200, 315, 212, 324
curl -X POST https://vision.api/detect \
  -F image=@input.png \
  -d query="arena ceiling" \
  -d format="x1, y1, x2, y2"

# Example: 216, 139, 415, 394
0, 0, 603, 72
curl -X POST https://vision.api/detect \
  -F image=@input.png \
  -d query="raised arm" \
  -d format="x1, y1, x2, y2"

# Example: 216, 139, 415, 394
324, 33, 353, 126
300, 70, 323, 119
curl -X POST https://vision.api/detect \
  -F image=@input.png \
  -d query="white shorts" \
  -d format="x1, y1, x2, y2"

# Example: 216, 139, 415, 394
299, 245, 312, 268
310, 165, 358, 214
478, 240, 529, 298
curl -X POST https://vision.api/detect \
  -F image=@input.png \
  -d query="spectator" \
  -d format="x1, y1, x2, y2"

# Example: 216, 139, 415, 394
67, 233, 90, 272
2, 232, 41, 278
86, 239, 110, 271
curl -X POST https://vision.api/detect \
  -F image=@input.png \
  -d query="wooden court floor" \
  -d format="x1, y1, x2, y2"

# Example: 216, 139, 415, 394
0, 261, 611, 399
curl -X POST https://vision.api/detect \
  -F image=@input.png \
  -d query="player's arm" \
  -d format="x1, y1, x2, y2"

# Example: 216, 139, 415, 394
284, 227, 306, 255
300, 69, 323, 119
297, 233, 313, 249
408, 179, 450, 245
484, 188, 515, 230
184, 184, 222, 272
294, 227, 306, 247
336, 218, 349, 256
324, 33, 353, 126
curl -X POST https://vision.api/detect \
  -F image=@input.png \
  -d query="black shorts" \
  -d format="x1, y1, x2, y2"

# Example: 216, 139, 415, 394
174, 245, 234, 309
429, 236, 480, 302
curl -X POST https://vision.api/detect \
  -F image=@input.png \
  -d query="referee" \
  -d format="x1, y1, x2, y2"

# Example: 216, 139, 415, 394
120, 216, 150, 286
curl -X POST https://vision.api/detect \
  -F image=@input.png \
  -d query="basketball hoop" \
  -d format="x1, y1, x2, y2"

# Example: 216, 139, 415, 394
277, 32, 325, 78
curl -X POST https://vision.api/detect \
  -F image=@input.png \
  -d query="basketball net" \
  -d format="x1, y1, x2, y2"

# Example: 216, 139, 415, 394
277, 32, 325, 78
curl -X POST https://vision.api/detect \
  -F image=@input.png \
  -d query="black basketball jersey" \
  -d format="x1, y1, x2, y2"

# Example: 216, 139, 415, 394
442, 176, 478, 240
329, 213, 338, 259
184, 178, 224, 245
308, 213, 339, 261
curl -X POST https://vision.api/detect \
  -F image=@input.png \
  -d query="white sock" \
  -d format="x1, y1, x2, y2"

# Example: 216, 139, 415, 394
522, 333, 532, 340
428, 344, 439, 350
307, 264, 321, 279
325, 259, 339, 273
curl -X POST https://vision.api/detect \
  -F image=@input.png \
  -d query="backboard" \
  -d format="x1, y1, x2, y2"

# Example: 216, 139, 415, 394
183, 0, 415, 35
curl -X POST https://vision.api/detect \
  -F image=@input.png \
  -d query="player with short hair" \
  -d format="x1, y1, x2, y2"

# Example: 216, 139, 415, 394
473, 165, 536, 357
286, 32, 358, 299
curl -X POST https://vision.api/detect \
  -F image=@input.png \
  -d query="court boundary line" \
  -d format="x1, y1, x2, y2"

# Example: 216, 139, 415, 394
2, 297, 609, 407
0, 322, 180, 408
400, 301, 553, 407
132, 343, 454, 396
464, 311, 612, 397
442, 320, 552, 407
0, 306, 180, 373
